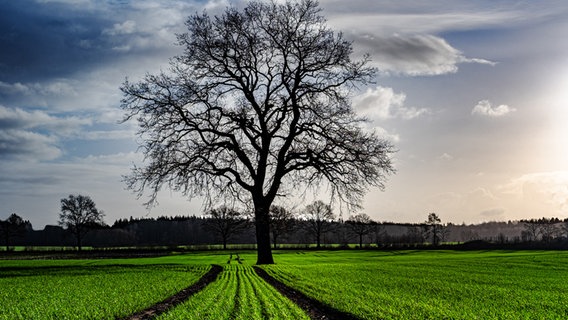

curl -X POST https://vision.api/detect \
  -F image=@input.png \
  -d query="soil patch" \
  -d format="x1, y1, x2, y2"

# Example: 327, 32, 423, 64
120, 264, 223, 320
253, 266, 361, 320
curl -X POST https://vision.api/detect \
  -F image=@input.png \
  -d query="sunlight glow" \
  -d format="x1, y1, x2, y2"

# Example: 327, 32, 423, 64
544, 64, 568, 169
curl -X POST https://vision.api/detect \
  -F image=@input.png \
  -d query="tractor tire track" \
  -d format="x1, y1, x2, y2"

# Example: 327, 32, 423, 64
253, 266, 361, 320
120, 264, 223, 320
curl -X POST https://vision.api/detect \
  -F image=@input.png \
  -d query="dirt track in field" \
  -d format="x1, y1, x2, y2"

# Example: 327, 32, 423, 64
253, 266, 361, 320
119, 264, 223, 320
120, 260, 361, 320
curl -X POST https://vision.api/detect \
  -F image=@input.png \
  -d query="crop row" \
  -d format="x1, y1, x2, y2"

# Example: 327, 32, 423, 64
158, 265, 309, 320
262, 250, 568, 319
0, 263, 209, 320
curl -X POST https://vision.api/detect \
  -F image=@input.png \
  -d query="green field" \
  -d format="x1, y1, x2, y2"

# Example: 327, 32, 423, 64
0, 256, 213, 320
263, 250, 568, 319
2, 250, 568, 319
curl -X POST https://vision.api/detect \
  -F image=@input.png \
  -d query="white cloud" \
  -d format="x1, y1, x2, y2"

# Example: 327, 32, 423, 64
364, 34, 461, 75
80, 130, 135, 141
499, 172, 568, 217
461, 57, 497, 66
353, 33, 496, 76
0, 105, 134, 161
0, 105, 91, 135
204, 0, 230, 11
0, 81, 30, 95
472, 100, 516, 117
325, 2, 551, 35
438, 153, 454, 161
0, 80, 78, 99
103, 20, 137, 36
0, 129, 62, 161
354, 86, 429, 120
373, 126, 400, 144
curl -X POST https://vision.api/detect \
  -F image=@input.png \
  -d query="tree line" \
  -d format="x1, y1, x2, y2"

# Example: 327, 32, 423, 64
3, 194, 568, 251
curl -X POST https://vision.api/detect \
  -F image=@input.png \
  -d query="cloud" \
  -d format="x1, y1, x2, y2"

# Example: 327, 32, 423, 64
373, 127, 400, 144
0, 105, 98, 161
0, 130, 62, 161
0, 80, 78, 102
325, 1, 554, 35
351, 33, 495, 76
438, 153, 454, 161
472, 100, 516, 117
354, 86, 429, 120
0, 105, 91, 135
499, 172, 568, 215
204, 0, 231, 11
103, 20, 137, 36
0, 1, 197, 82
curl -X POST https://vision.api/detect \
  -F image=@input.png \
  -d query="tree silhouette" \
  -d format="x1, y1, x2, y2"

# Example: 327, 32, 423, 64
269, 205, 296, 249
0, 213, 29, 251
203, 206, 248, 249
59, 194, 105, 251
346, 213, 373, 248
522, 219, 540, 242
303, 200, 335, 248
120, 0, 395, 264
425, 213, 443, 246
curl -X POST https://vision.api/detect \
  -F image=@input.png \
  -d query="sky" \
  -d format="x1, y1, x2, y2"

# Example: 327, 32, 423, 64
1, 0, 568, 229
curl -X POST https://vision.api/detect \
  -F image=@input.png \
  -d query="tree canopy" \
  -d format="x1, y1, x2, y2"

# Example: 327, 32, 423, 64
121, 0, 395, 264
59, 194, 105, 251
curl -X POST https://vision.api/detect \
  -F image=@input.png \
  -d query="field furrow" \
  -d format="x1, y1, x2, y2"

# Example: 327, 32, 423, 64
158, 264, 310, 320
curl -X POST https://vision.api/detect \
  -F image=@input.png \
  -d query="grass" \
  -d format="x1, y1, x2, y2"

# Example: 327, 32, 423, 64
262, 250, 568, 319
2, 250, 568, 319
0, 257, 212, 320
158, 264, 309, 320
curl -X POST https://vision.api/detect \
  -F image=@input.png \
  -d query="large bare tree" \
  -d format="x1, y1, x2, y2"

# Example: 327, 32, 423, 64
120, 0, 395, 264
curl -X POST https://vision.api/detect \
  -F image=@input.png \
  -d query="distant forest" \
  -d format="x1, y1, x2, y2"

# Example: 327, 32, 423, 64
2, 213, 568, 250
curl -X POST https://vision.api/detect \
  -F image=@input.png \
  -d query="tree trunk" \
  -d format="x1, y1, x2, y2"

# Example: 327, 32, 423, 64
254, 199, 274, 265
77, 237, 82, 251
359, 234, 363, 248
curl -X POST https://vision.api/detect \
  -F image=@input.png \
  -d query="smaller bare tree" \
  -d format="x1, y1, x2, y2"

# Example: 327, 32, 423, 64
269, 205, 296, 249
538, 218, 559, 243
346, 213, 373, 248
522, 219, 540, 242
302, 201, 335, 248
204, 206, 249, 249
59, 194, 105, 251
562, 219, 568, 238
425, 213, 444, 246
0, 213, 29, 251
373, 223, 387, 246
